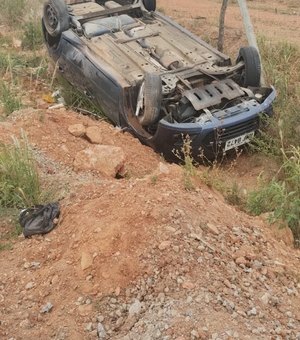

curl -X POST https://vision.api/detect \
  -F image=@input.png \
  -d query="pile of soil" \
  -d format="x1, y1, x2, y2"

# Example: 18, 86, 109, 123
0, 108, 299, 339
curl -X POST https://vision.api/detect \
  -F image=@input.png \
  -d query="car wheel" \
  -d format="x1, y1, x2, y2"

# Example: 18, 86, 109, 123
43, 0, 70, 37
138, 73, 162, 126
142, 0, 156, 12
237, 46, 261, 87
42, 19, 61, 49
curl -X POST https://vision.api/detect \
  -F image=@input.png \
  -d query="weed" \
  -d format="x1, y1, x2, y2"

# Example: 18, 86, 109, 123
0, 134, 44, 208
258, 38, 300, 148
0, 82, 22, 115
246, 39, 300, 247
22, 19, 44, 50
0, 195, 23, 240
0, 243, 13, 252
247, 178, 285, 215
151, 175, 158, 185
173, 135, 196, 190
57, 76, 104, 118
0, 52, 46, 77
157, 7, 166, 14
0, 35, 12, 46
0, 0, 26, 26
225, 182, 245, 207
247, 147, 300, 247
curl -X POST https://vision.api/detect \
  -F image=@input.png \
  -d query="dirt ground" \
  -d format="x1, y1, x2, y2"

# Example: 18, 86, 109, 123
0, 1, 300, 339
159, 0, 300, 54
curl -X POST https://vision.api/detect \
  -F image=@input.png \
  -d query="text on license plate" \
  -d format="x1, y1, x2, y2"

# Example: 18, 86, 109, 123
224, 131, 255, 151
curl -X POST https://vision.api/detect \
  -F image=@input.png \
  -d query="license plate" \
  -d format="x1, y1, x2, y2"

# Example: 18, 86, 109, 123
224, 131, 255, 151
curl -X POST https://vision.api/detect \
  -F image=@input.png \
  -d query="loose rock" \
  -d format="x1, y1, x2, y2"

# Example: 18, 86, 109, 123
81, 251, 93, 270
86, 126, 104, 144
68, 123, 86, 137
74, 145, 125, 178
40, 302, 53, 314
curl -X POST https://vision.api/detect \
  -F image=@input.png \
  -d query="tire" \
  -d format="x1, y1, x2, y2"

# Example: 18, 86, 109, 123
43, 0, 69, 37
142, 0, 156, 12
237, 46, 261, 87
42, 19, 61, 49
138, 73, 162, 126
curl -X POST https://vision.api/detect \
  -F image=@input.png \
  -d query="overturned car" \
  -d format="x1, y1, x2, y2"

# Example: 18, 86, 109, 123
42, 0, 276, 160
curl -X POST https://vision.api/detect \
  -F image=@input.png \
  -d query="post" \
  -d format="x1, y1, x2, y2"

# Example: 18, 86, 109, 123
237, 0, 265, 85
217, 0, 229, 52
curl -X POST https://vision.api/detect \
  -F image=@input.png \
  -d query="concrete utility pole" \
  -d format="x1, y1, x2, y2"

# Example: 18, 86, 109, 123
237, 0, 265, 85
217, 0, 229, 52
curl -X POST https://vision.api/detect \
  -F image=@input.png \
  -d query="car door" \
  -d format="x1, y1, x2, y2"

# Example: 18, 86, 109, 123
57, 38, 121, 125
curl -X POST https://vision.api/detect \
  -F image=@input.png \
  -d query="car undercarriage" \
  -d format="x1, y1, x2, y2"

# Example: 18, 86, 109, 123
43, 0, 276, 160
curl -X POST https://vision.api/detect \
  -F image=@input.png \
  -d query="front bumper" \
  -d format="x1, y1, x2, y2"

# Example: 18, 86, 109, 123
150, 87, 276, 161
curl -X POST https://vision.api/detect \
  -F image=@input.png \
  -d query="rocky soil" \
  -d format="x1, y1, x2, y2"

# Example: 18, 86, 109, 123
0, 108, 299, 340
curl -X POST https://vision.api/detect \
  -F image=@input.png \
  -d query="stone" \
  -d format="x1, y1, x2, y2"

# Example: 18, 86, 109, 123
74, 145, 126, 178
128, 299, 142, 317
13, 38, 22, 49
40, 302, 53, 314
115, 286, 121, 296
97, 322, 106, 338
182, 281, 195, 290
158, 162, 169, 175
191, 329, 199, 338
235, 257, 247, 266
260, 292, 270, 305
86, 126, 104, 144
97, 315, 105, 322
68, 124, 86, 137
158, 241, 171, 251
25, 282, 35, 290
81, 251, 93, 270
78, 304, 93, 316
205, 223, 219, 235
224, 279, 232, 289
19, 319, 32, 329
247, 307, 257, 316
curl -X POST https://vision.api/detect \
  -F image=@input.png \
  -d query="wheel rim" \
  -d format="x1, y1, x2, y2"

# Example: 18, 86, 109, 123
45, 4, 58, 31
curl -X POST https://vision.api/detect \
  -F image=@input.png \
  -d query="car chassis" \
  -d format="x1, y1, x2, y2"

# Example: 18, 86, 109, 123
42, 0, 276, 161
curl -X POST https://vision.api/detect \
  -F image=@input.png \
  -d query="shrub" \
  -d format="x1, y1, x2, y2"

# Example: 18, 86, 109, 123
0, 135, 42, 208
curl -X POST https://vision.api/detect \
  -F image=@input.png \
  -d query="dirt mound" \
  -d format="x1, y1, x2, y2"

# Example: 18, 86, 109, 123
0, 107, 300, 339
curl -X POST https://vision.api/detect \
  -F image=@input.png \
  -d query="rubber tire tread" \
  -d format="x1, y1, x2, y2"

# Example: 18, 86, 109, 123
43, 0, 69, 37
139, 73, 162, 126
143, 0, 156, 11
237, 46, 261, 87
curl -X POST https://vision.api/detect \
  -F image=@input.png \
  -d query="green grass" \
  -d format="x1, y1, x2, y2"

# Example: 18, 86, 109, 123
0, 82, 22, 116
0, 52, 46, 76
247, 145, 300, 247
249, 39, 300, 158
245, 39, 300, 247
0, 135, 43, 208
259, 38, 300, 148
